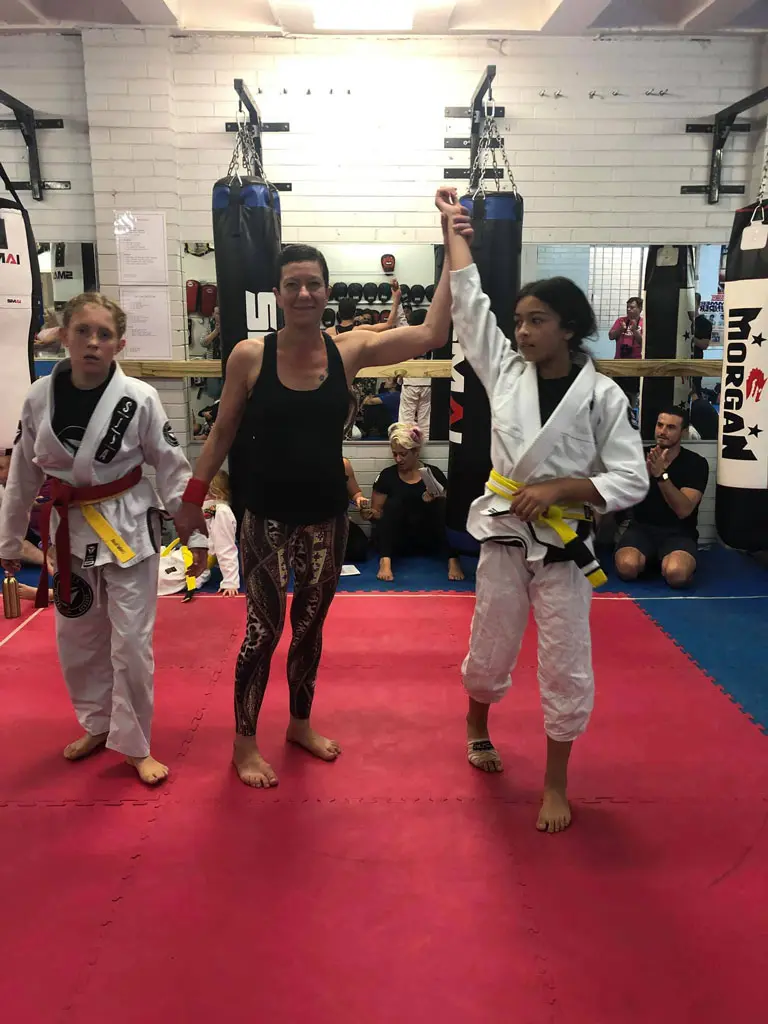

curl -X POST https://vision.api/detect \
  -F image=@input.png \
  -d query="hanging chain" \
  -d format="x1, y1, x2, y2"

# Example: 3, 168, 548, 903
468, 94, 517, 198
226, 104, 273, 186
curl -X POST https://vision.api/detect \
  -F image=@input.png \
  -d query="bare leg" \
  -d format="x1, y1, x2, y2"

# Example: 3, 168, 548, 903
537, 737, 572, 833
20, 538, 45, 567
466, 697, 503, 772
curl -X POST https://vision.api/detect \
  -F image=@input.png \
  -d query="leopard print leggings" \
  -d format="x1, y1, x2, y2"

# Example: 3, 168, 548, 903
234, 511, 348, 736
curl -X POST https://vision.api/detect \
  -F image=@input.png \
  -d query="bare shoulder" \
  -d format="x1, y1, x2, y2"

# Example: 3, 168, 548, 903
228, 338, 265, 389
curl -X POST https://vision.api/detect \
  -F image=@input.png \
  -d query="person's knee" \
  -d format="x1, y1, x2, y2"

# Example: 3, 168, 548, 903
615, 547, 644, 580
662, 554, 695, 589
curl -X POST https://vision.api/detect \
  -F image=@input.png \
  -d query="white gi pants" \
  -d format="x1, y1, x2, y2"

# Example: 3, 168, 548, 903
398, 384, 431, 439
54, 554, 160, 759
462, 542, 594, 743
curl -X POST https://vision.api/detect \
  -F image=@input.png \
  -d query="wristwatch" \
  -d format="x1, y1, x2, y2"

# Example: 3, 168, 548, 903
660, 472, 670, 482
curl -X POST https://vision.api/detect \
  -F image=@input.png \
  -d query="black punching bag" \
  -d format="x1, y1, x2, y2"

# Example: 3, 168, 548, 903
716, 202, 768, 551
429, 243, 450, 442
447, 192, 524, 552
640, 245, 695, 440
0, 162, 42, 452
212, 176, 282, 522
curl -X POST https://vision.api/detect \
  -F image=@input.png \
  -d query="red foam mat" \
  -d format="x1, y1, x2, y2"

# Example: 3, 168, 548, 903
0, 599, 241, 804
0, 595, 766, 1024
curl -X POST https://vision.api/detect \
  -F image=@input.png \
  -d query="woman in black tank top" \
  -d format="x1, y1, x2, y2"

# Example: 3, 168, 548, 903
175, 240, 454, 789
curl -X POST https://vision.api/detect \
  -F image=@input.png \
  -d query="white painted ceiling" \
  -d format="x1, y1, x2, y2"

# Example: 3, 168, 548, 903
0, 0, 765, 34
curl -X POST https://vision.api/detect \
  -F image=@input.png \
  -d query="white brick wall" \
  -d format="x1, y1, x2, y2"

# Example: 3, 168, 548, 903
0, 33, 94, 241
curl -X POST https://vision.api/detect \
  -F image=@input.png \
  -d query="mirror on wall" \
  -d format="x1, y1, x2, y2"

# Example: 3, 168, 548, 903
34, 242, 99, 363
182, 238, 727, 446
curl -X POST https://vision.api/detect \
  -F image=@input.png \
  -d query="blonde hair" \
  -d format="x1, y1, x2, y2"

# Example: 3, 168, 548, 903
62, 292, 127, 338
388, 421, 423, 451
208, 470, 232, 503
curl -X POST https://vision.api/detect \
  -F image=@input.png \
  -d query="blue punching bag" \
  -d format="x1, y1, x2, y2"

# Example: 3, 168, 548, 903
447, 191, 524, 552
212, 175, 282, 524
0, 162, 42, 453
716, 201, 768, 551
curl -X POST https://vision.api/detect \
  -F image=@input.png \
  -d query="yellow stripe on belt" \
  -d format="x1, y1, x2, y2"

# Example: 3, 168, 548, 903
77, 488, 137, 564
486, 470, 607, 589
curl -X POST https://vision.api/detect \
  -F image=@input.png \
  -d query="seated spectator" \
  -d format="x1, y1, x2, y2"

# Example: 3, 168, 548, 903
361, 378, 401, 438
689, 386, 719, 441
615, 406, 708, 588
369, 422, 464, 583
343, 457, 371, 563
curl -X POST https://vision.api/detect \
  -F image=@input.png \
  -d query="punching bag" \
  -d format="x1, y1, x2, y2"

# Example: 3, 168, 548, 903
447, 192, 524, 552
640, 245, 695, 440
0, 163, 42, 453
716, 201, 768, 551
212, 175, 282, 523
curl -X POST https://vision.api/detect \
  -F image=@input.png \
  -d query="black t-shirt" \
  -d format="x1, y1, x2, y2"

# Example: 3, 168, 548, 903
690, 397, 719, 441
537, 365, 580, 424
692, 314, 713, 359
373, 463, 448, 509
631, 445, 709, 534
52, 365, 116, 456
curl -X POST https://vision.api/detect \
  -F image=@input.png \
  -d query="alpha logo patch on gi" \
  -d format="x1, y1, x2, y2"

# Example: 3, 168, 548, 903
82, 543, 98, 568
53, 572, 94, 618
163, 421, 179, 447
96, 398, 138, 464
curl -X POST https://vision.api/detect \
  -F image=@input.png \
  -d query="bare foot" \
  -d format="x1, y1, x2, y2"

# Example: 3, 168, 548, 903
232, 739, 278, 788
126, 754, 169, 786
377, 557, 394, 582
536, 787, 572, 833
286, 721, 341, 761
467, 738, 504, 772
448, 557, 465, 582
63, 732, 108, 761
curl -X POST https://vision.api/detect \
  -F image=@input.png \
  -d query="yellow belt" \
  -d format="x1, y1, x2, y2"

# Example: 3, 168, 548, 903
486, 470, 607, 589
77, 488, 137, 564
162, 538, 216, 592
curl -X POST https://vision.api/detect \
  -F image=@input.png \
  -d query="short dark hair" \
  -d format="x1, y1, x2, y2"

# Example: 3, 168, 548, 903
627, 296, 643, 310
657, 404, 689, 429
516, 276, 597, 354
695, 292, 701, 304
276, 244, 329, 288
338, 297, 357, 321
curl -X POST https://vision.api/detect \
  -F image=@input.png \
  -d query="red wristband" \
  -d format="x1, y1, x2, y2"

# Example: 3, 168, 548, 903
182, 478, 208, 506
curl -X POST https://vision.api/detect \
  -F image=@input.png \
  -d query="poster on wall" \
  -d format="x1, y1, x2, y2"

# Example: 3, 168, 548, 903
115, 211, 169, 287
119, 287, 173, 360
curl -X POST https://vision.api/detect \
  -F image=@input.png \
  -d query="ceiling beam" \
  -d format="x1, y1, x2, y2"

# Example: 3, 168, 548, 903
682, 0, 757, 32
539, 0, 615, 33
120, 0, 179, 25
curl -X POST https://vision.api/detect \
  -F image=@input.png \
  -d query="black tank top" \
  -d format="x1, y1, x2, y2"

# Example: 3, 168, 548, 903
242, 332, 349, 525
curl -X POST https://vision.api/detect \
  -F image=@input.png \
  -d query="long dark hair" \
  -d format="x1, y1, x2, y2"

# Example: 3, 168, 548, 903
516, 277, 597, 354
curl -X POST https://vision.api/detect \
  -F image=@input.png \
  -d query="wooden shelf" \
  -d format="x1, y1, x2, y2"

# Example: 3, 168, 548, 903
119, 358, 723, 380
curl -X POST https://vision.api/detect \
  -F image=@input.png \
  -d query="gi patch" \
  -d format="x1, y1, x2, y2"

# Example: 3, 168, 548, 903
96, 398, 138, 464
627, 404, 639, 430
163, 421, 179, 448
82, 543, 98, 568
53, 572, 94, 618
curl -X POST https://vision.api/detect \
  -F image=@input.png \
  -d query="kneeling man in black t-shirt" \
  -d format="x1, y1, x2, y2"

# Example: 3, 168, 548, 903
615, 406, 709, 588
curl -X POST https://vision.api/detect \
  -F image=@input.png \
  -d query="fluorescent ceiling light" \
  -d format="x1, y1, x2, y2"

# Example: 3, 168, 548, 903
312, 1, 415, 31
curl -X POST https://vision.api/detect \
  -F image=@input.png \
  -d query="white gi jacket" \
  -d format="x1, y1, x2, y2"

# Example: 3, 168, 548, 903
451, 264, 648, 558
0, 360, 206, 567
203, 499, 241, 591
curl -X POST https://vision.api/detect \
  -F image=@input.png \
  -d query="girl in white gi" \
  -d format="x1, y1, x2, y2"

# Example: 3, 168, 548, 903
435, 188, 647, 833
201, 471, 240, 596
0, 293, 205, 785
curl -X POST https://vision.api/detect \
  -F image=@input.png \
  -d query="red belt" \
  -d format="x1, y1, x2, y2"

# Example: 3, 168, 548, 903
36, 465, 143, 608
